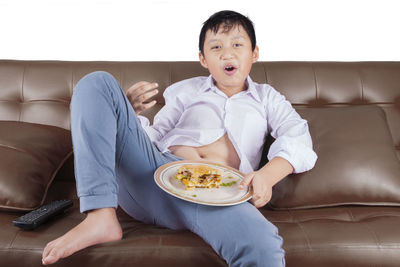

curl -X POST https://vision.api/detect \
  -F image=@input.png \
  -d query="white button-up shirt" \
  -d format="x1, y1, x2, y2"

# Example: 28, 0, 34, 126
138, 74, 318, 175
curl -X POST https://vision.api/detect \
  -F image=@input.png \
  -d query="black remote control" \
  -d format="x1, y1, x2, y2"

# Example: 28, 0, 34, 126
13, 200, 73, 230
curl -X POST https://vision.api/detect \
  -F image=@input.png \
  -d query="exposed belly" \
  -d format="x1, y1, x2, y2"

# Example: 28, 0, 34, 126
168, 133, 241, 170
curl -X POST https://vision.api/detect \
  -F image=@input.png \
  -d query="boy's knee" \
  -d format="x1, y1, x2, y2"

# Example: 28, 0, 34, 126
237, 219, 285, 264
244, 232, 285, 266
247, 224, 283, 250
83, 71, 117, 88
74, 71, 118, 96
229, 229, 284, 267
84, 71, 115, 82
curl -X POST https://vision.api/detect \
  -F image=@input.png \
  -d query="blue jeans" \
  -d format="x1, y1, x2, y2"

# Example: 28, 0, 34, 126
70, 71, 285, 267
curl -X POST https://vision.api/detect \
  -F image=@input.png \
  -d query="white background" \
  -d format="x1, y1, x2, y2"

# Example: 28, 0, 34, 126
0, 0, 399, 61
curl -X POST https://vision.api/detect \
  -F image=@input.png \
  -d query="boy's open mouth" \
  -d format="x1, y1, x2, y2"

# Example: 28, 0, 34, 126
223, 64, 237, 76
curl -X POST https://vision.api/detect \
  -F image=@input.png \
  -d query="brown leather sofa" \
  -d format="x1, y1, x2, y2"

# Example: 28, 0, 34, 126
1, 60, 400, 267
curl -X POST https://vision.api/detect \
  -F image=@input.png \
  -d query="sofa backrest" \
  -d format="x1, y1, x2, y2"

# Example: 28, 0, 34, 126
0, 60, 399, 161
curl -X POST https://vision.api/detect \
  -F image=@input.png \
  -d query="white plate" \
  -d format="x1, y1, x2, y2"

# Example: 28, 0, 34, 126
154, 160, 253, 206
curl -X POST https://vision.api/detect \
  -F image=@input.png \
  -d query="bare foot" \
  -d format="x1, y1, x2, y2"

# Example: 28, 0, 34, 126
42, 207, 122, 265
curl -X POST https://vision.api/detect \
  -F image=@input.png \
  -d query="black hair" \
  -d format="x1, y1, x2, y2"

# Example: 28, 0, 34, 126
199, 10, 256, 56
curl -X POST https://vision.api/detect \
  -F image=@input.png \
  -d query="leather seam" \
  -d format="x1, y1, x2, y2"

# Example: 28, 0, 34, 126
286, 245, 400, 253
7, 230, 19, 249
357, 64, 364, 101
263, 62, 268, 83
362, 221, 382, 249
168, 62, 171, 87
347, 207, 356, 221
20, 64, 26, 121
0, 143, 37, 156
289, 210, 312, 250
311, 62, 318, 103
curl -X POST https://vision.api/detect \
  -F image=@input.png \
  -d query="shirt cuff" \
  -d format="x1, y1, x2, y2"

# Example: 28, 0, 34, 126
267, 136, 318, 174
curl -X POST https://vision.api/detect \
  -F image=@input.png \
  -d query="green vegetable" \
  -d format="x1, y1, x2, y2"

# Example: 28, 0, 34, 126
221, 181, 237, 186
192, 194, 197, 197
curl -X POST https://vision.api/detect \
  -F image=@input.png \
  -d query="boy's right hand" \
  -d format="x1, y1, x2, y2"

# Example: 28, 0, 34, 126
126, 81, 159, 115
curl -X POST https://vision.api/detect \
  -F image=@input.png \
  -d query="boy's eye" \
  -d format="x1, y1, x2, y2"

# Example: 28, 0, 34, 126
211, 44, 241, 49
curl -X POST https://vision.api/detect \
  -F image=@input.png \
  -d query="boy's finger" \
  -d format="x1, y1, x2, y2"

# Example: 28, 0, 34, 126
127, 82, 157, 98
145, 89, 159, 101
141, 82, 158, 93
141, 100, 157, 110
127, 81, 150, 94
238, 174, 254, 189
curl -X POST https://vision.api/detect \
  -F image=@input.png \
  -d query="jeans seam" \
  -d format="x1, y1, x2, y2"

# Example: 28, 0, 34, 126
116, 134, 129, 170
99, 72, 132, 169
79, 192, 117, 198
121, 179, 154, 224
112, 75, 135, 132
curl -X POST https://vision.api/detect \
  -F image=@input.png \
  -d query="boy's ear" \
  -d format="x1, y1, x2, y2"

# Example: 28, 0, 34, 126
252, 45, 259, 63
199, 52, 209, 69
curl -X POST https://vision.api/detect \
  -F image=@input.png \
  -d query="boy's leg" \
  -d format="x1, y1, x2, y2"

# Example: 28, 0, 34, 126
71, 70, 187, 221
69, 70, 183, 218
42, 70, 185, 264
134, 183, 286, 266
192, 202, 286, 267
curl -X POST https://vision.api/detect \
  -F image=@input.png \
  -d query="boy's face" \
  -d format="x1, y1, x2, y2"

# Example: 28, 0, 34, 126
199, 23, 259, 93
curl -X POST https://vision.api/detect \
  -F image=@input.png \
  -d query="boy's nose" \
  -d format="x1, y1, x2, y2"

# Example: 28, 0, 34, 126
221, 48, 235, 59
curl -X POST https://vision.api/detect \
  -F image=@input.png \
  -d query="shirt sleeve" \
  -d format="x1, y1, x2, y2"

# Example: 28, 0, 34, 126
266, 87, 318, 174
137, 85, 184, 144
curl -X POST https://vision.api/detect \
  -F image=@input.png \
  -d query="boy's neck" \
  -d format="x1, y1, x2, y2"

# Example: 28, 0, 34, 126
214, 79, 248, 98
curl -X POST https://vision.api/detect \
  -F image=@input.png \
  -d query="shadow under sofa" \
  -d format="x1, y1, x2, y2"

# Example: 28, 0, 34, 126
1, 60, 400, 267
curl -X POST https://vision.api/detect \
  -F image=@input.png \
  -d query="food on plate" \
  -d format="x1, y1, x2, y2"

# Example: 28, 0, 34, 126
175, 165, 222, 190
221, 181, 237, 186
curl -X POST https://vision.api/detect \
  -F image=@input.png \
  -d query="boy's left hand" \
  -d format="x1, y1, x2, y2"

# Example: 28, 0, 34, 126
238, 171, 272, 208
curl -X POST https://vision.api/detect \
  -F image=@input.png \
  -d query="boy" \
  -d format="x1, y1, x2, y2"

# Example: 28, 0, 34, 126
42, 10, 317, 266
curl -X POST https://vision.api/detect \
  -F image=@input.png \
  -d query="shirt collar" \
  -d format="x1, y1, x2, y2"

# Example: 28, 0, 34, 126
198, 74, 262, 103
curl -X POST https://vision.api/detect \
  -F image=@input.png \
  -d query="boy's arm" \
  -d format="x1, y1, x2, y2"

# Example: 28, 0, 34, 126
264, 87, 318, 175
258, 156, 294, 186
240, 88, 317, 208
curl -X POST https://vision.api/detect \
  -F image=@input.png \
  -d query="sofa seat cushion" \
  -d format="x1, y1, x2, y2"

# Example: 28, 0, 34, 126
0, 194, 226, 267
269, 105, 400, 209
0, 121, 72, 211
262, 206, 400, 267
2, 188, 400, 267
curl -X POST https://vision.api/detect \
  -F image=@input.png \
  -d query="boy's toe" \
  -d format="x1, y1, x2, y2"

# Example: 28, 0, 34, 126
43, 247, 61, 265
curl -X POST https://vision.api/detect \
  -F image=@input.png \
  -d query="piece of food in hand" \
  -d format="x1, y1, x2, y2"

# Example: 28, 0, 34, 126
175, 165, 222, 190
